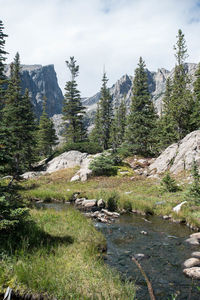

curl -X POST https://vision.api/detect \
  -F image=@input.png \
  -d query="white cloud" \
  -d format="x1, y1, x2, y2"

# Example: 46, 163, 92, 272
1, 0, 200, 96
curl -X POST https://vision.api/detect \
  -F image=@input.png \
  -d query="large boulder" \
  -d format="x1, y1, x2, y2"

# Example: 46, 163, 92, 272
149, 130, 200, 174
45, 151, 88, 173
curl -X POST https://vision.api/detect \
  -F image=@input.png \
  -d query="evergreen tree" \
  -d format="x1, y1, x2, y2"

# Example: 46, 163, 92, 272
37, 96, 58, 157
97, 72, 113, 150
0, 20, 8, 109
169, 29, 194, 139
0, 53, 36, 177
158, 77, 178, 150
190, 63, 200, 130
110, 98, 127, 151
62, 57, 86, 143
125, 57, 158, 156
89, 103, 103, 148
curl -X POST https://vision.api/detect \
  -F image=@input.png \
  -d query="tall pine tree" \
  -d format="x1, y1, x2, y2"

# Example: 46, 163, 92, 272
62, 57, 86, 143
190, 63, 200, 130
37, 96, 58, 158
169, 29, 194, 139
0, 20, 8, 109
110, 98, 127, 151
125, 57, 158, 156
157, 77, 178, 150
92, 72, 113, 150
0, 53, 36, 177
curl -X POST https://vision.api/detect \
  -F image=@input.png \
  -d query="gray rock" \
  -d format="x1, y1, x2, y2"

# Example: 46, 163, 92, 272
185, 237, 200, 245
21, 171, 40, 179
140, 231, 148, 235
75, 198, 86, 205
183, 258, 200, 268
190, 232, 200, 239
183, 267, 200, 279
191, 252, 200, 258
46, 151, 88, 173
163, 215, 171, 220
134, 253, 146, 260
97, 199, 105, 208
82, 199, 97, 208
149, 130, 200, 174
101, 209, 114, 216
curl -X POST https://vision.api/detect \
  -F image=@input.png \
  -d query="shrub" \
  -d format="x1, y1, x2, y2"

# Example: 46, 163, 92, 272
107, 191, 119, 211
89, 154, 117, 176
123, 200, 132, 212
160, 172, 180, 192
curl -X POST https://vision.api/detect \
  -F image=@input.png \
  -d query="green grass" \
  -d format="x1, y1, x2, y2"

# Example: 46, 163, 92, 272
20, 167, 200, 229
0, 208, 135, 299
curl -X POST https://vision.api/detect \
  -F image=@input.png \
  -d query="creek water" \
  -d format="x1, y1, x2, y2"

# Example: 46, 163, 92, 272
36, 203, 200, 300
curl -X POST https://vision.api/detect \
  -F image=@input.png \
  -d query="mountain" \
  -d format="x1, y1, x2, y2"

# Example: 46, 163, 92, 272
82, 63, 198, 127
5, 64, 64, 117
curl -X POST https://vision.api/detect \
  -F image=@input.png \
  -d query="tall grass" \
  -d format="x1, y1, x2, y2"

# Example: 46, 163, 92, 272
0, 208, 135, 299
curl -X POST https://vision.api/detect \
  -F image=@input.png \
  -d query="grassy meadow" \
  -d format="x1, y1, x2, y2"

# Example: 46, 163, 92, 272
1, 163, 200, 299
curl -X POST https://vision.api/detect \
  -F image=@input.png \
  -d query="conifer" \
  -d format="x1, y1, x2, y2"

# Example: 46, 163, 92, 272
37, 96, 58, 157
0, 53, 36, 176
125, 57, 157, 155
0, 20, 8, 109
98, 72, 113, 150
62, 57, 86, 143
190, 63, 200, 130
170, 29, 194, 139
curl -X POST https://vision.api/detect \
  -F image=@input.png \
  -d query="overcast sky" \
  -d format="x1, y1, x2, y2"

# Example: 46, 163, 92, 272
1, 0, 200, 97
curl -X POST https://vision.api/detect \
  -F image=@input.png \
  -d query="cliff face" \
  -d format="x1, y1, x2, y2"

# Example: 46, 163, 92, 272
5, 64, 63, 117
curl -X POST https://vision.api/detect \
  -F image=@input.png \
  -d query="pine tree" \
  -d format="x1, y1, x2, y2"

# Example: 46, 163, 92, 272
0, 20, 8, 109
0, 53, 36, 177
125, 57, 158, 156
169, 29, 194, 139
190, 63, 200, 130
89, 103, 103, 148
98, 72, 113, 150
158, 77, 178, 150
37, 96, 58, 157
62, 57, 86, 143
110, 98, 127, 151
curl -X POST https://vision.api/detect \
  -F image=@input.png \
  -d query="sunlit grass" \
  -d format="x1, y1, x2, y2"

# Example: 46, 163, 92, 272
20, 167, 200, 228
0, 208, 135, 299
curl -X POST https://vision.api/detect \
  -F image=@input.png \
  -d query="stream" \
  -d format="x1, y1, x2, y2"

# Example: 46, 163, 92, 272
36, 203, 200, 299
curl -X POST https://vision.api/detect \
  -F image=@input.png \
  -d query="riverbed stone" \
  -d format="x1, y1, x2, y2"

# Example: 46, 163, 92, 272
191, 252, 200, 258
190, 232, 200, 239
75, 198, 86, 205
163, 215, 171, 220
82, 199, 97, 208
183, 258, 200, 268
183, 267, 200, 279
97, 199, 105, 208
185, 237, 200, 245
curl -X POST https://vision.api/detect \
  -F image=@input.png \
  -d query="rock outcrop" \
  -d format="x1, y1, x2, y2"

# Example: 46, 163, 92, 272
5, 64, 63, 118
21, 150, 99, 182
149, 130, 200, 174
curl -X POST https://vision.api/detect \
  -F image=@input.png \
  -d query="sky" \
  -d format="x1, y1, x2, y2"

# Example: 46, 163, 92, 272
1, 0, 200, 97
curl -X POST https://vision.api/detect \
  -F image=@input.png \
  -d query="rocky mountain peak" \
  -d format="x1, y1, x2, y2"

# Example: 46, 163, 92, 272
5, 63, 64, 118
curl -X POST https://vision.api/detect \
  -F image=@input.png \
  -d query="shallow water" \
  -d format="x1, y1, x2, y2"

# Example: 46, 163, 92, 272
36, 203, 200, 299
96, 214, 200, 300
